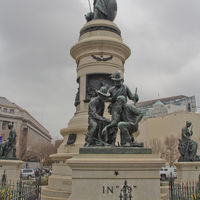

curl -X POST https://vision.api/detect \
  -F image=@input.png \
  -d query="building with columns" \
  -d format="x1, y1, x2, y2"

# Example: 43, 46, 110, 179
0, 97, 52, 159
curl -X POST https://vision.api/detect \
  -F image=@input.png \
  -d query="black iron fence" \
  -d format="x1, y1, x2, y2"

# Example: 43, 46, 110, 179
169, 176, 200, 200
0, 171, 41, 200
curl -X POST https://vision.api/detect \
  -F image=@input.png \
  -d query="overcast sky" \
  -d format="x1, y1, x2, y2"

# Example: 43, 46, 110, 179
0, 0, 200, 139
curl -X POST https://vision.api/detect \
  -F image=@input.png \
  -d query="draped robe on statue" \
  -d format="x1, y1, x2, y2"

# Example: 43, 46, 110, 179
93, 0, 117, 21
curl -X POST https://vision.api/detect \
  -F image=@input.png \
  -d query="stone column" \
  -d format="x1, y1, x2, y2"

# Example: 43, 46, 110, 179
42, 20, 131, 200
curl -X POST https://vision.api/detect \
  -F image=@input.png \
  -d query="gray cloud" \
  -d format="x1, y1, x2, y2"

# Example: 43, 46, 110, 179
117, 0, 200, 104
0, 0, 200, 139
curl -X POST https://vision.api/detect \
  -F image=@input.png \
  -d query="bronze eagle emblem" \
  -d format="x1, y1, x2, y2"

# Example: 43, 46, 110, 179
91, 54, 113, 62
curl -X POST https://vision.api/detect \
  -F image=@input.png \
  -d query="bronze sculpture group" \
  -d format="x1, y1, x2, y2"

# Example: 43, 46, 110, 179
84, 71, 144, 147
0, 122, 16, 159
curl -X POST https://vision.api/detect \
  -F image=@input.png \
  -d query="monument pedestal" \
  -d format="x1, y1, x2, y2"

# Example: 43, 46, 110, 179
0, 159, 24, 183
68, 148, 165, 200
41, 153, 74, 200
175, 162, 200, 183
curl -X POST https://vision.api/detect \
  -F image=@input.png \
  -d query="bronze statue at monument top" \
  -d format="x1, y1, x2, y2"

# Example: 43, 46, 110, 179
85, 0, 117, 22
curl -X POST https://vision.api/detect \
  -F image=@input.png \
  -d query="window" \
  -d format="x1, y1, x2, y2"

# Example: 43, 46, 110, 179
187, 103, 191, 112
3, 108, 7, 112
23, 169, 33, 173
2, 121, 9, 130
10, 109, 14, 113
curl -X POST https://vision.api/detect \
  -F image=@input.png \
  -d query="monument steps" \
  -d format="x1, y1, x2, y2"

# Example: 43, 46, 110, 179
160, 185, 169, 193
47, 175, 72, 191
160, 181, 169, 186
160, 193, 168, 200
48, 174, 72, 183
41, 186, 71, 199
160, 181, 169, 200
41, 195, 69, 200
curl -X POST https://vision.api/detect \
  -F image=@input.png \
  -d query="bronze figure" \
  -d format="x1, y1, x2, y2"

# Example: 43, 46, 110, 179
0, 122, 16, 159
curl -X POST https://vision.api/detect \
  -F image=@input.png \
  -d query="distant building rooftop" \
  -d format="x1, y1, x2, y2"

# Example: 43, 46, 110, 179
0, 97, 17, 108
136, 95, 196, 118
153, 100, 164, 106
137, 95, 188, 108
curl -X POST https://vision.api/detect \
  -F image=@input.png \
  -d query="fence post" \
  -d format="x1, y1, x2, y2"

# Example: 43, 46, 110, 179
169, 172, 174, 200
18, 174, 23, 200
35, 170, 41, 200
1, 170, 7, 188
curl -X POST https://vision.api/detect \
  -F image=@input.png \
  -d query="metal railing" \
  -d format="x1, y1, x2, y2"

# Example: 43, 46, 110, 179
0, 171, 41, 200
169, 176, 200, 200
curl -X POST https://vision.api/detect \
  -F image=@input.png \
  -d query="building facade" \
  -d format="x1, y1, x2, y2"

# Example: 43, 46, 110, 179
0, 97, 52, 160
136, 95, 196, 118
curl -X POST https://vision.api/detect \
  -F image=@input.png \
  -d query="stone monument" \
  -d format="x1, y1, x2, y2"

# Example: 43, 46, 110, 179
41, 2, 165, 200
175, 121, 200, 183
0, 122, 23, 183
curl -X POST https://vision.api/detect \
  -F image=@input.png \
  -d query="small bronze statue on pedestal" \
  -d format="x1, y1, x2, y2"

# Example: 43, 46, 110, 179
178, 121, 200, 162
0, 122, 16, 159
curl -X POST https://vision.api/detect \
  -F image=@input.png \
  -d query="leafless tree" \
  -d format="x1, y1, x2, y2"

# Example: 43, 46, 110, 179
148, 135, 179, 166
148, 138, 164, 155
20, 141, 62, 163
161, 135, 179, 166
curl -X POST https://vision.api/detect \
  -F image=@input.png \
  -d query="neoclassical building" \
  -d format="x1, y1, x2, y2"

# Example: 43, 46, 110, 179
136, 95, 196, 118
0, 97, 52, 159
